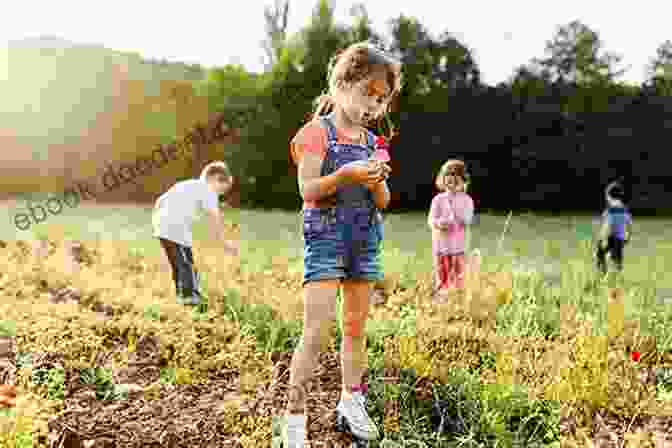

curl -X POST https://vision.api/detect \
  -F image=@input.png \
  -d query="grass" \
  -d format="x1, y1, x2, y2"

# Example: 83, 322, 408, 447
2, 203, 672, 446
240, 207, 672, 296
240, 208, 672, 445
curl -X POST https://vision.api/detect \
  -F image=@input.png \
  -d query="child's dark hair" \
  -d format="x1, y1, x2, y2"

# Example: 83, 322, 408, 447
607, 184, 626, 202
312, 42, 403, 137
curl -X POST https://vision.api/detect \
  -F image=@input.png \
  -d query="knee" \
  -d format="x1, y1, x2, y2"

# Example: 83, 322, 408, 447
302, 323, 336, 351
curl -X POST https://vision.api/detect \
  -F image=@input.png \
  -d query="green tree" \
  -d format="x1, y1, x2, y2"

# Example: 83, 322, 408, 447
646, 40, 672, 96
265, 0, 351, 121
388, 15, 434, 100
535, 20, 627, 85
203, 65, 263, 113
348, 3, 383, 46
199, 64, 267, 181
261, 0, 290, 71
508, 64, 551, 93
298, 0, 350, 80
433, 32, 480, 90
507, 63, 552, 116
387, 15, 479, 110
218, 0, 352, 206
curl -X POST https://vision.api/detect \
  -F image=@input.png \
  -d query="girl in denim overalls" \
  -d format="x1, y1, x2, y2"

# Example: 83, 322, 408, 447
283, 42, 402, 446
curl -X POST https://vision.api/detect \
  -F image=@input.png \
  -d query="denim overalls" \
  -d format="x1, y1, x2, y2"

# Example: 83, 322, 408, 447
302, 114, 384, 286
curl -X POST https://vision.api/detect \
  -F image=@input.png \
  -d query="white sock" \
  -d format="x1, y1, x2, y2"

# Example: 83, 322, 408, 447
285, 413, 306, 440
285, 412, 306, 425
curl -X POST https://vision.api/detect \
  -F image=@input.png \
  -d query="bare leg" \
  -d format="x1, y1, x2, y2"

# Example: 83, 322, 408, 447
340, 279, 372, 395
286, 279, 339, 414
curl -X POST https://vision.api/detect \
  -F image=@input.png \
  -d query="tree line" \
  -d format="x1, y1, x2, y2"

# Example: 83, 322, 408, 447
199, 0, 672, 213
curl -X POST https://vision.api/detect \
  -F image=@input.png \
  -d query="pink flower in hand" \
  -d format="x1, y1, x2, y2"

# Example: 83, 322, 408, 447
372, 149, 390, 162
372, 136, 391, 162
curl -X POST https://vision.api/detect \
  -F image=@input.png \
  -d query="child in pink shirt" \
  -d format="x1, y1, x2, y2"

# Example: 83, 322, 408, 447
428, 160, 474, 295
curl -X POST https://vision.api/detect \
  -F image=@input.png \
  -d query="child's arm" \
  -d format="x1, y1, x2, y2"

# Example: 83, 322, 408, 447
205, 207, 227, 241
462, 196, 475, 252
293, 124, 380, 202
455, 194, 475, 226
297, 150, 378, 202
293, 125, 345, 202
206, 207, 237, 254
598, 212, 610, 245
298, 152, 348, 201
199, 188, 226, 241
428, 197, 442, 230
368, 179, 391, 210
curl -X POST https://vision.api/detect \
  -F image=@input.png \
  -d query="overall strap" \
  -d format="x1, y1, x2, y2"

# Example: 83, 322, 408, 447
366, 129, 376, 151
365, 129, 376, 153
321, 115, 338, 145
319, 115, 339, 179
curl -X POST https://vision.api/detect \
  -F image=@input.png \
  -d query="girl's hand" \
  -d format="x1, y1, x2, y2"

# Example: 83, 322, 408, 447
338, 160, 384, 186
437, 219, 452, 230
364, 161, 391, 188
375, 161, 392, 178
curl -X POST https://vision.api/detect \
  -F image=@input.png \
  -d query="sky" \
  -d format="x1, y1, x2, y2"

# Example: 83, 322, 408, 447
2, 0, 671, 86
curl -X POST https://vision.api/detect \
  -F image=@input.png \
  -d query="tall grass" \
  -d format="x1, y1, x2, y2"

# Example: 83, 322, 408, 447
3, 204, 672, 446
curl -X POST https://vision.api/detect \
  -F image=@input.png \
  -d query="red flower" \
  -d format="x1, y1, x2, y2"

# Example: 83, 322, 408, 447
372, 135, 391, 161
375, 136, 388, 148
631, 351, 641, 362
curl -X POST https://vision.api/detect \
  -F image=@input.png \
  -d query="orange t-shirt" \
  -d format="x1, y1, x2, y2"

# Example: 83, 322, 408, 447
290, 119, 368, 209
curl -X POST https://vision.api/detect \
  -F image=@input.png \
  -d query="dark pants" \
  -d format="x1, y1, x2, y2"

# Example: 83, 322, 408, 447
596, 235, 625, 274
158, 238, 201, 298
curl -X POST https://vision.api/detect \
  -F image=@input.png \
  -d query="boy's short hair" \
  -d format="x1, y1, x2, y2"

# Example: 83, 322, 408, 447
200, 161, 231, 182
605, 179, 625, 202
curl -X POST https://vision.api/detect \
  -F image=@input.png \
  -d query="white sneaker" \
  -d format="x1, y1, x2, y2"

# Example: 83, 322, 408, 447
282, 413, 306, 448
336, 391, 379, 441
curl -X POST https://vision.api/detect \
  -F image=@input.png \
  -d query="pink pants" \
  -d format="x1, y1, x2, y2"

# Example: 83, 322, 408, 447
436, 254, 466, 290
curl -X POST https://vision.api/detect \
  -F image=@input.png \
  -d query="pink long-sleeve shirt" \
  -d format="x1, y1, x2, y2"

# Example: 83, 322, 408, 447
428, 191, 474, 256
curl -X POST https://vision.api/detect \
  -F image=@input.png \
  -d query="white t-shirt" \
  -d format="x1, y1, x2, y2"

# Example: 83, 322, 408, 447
152, 179, 219, 247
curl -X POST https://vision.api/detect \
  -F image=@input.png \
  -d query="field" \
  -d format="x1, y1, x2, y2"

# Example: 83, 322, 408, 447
2, 203, 672, 447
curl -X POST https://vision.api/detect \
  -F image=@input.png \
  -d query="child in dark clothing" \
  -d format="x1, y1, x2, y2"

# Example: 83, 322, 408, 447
596, 182, 633, 274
